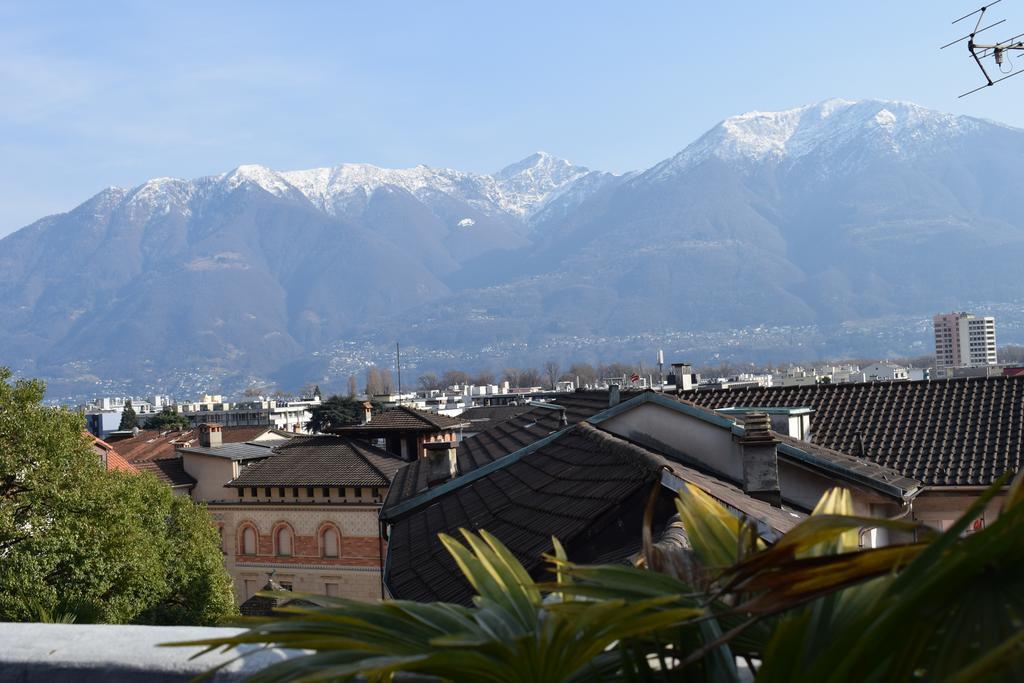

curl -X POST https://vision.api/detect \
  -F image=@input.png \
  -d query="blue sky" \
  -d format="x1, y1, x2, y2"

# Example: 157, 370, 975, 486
3, 0, 1024, 236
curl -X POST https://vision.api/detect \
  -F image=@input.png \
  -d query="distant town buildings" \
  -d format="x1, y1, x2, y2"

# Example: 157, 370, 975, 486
173, 394, 320, 432
934, 311, 997, 372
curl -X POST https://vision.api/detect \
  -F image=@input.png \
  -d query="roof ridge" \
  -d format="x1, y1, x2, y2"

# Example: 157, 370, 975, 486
575, 422, 670, 474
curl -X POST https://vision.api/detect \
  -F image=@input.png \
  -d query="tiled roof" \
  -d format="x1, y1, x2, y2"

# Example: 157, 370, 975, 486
385, 421, 805, 605
384, 390, 640, 514
105, 449, 139, 473
685, 377, 1024, 486
87, 433, 139, 473
458, 404, 533, 426
135, 457, 196, 488
113, 426, 288, 463
228, 435, 405, 488
179, 441, 279, 461
335, 406, 469, 433
385, 422, 662, 604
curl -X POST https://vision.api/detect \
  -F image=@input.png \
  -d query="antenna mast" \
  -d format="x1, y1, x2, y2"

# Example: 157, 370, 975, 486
942, 1, 1024, 96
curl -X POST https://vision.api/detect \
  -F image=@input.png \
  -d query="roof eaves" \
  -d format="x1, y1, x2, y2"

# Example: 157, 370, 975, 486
776, 441, 919, 501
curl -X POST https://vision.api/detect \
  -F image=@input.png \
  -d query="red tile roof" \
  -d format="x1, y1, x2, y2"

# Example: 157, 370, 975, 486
135, 457, 196, 488
87, 432, 139, 473
114, 426, 280, 463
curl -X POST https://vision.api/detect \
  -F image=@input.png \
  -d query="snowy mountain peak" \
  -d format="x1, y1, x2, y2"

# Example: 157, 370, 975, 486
219, 164, 296, 196
652, 98, 983, 178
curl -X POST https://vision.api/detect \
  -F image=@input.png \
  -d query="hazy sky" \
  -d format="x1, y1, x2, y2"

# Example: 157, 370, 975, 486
3, 0, 1024, 236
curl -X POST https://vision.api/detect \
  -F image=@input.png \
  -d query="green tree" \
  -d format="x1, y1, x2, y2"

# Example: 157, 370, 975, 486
307, 395, 380, 433
143, 407, 190, 431
0, 368, 235, 625
118, 398, 138, 431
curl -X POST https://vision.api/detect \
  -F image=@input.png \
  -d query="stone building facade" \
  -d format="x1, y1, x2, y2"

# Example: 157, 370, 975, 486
208, 492, 387, 603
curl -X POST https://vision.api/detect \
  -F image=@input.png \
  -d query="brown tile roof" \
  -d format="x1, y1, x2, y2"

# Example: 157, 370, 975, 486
458, 404, 533, 426
384, 390, 641, 514
385, 422, 663, 604
334, 406, 469, 433
228, 435, 405, 488
135, 457, 197, 488
685, 377, 1024, 486
385, 421, 804, 605
87, 433, 139, 473
114, 426, 286, 463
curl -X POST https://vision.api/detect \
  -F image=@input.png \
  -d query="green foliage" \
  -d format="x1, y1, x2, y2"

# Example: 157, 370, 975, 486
143, 407, 190, 431
173, 529, 704, 682
118, 398, 138, 431
307, 395, 379, 433
0, 367, 236, 625
176, 474, 1024, 681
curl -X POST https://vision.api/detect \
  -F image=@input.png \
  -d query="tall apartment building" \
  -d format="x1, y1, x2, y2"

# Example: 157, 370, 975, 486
933, 312, 997, 370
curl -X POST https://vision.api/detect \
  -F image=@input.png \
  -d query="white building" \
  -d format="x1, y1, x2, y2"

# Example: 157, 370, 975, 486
174, 394, 321, 433
934, 312, 997, 370
862, 362, 909, 382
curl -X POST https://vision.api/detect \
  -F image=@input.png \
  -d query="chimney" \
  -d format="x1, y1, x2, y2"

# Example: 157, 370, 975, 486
671, 363, 695, 393
608, 384, 621, 407
361, 401, 373, 425
199, 423, 222, 448
423, 441, 458, 487
738, 413, 781, 506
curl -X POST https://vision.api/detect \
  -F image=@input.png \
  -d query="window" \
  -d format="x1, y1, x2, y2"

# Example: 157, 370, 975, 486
264, 487, 272, 497
324, 582, 339, 597
354, 487, 363, 498
307, 487, 315, 497
322, 527, 340, 557
278, 487, 286, 497
251, 487, 258, 497
276, 525, 293, 556
322, 487, 330, 497
242, 526, 257, 555
279, 581, 293, 591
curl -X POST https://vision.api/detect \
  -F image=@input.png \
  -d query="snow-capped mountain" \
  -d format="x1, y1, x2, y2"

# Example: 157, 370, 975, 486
3, 98, 1024, 398
103, 152, 605, 223
648, 99, 986, 179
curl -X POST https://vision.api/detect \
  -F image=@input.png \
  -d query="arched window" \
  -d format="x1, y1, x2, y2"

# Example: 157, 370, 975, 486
322, 527, 340, 558
276, 525, 293, 556
241, 526, 257, 555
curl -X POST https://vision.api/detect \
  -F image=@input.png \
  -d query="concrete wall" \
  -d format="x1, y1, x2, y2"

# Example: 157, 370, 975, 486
0, 623, 299, 682
181, 452, 237, 502
600, 402, 891, 520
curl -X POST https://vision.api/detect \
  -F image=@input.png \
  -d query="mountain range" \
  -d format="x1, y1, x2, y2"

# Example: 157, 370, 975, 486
3, 98, 1024, 398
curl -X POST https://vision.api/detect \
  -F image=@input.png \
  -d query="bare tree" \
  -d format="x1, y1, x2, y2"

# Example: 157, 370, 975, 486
442, 369, 470, 388
347, 375, 358, 398
242, 384, 265, 398
380, 369, 394, 395
568, 362, 598, 388
473, 370, 496, 386
543, 361, 560, 389
365, 366, 382, 396
418, 373, 441, 391
520, 367, 542, 388
502, 368, 522, 388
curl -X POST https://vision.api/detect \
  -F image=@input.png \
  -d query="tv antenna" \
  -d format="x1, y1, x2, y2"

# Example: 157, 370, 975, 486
942, 1, 1024, 97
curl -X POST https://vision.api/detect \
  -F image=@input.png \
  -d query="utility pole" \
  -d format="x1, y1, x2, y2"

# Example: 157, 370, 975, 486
396, 342, 402, 403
